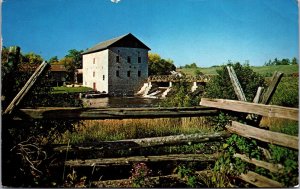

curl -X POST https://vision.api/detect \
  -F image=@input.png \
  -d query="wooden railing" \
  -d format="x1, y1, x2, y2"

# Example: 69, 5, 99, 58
201, 98, 299, 187
3, 56, 298, 187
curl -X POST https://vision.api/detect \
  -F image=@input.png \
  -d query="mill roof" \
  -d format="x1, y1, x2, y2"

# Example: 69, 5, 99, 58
82, 33, 151, 55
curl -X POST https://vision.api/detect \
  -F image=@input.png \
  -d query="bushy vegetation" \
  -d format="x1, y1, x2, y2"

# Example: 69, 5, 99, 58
148, 53, 176, 75
2, 46, 83, 187
264, 57, 298, 66
201, 62, 298, 187
269, 77, 298, 107
203, 62, 266, 102
160, 81, 201, 107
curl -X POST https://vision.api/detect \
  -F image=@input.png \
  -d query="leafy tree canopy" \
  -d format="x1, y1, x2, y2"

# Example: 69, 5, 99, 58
204, 62, 266, 101
264, 57, 297, 66
22, 52, 43, 64
148, 53, 176, 75
48, 56, 59, 64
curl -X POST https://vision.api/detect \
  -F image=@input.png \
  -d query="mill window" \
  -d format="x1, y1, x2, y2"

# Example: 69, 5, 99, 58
138, 70, 141, 77
116, 70, 120, 77
103, 75, 105, 80
93, 71, 95, 77
127, 56, 131, 63
116, 50, 120, 63
127, 71, 131, 77
93, 58, 95, 64
138, 52, 141, 63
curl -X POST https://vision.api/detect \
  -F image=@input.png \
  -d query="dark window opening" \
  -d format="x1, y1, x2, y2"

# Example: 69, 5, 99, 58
93, 58, 95, 64
93, 71, 95, 77
103, 75, 105, 80
116, 56, 119, 63
138, 57, 141, 63
127, 56, 131, 63
138, 71, 141, 77
116, 70, 119, 77
127, 71, 131, 77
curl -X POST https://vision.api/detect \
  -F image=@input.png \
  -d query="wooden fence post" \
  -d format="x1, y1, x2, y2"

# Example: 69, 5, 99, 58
226, 66, 247, 101
3, 61, 50, 115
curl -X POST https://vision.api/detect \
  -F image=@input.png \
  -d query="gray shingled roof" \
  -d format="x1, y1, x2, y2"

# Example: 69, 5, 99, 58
82, 33, 150, 55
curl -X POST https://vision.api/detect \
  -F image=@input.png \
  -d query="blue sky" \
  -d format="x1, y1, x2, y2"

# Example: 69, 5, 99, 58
2, 0, 299, 67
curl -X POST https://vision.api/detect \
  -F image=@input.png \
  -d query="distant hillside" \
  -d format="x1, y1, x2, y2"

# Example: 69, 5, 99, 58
177, 64, 299, 77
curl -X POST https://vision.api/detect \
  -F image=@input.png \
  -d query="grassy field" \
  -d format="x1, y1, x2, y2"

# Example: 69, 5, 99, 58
56, 117, 215, 144
52, 86, 92, 94
178, 64, 299, 76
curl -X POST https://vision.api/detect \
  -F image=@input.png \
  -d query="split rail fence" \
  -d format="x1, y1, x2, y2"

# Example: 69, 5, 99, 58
201, 98, 299, 187
3, 60, 299, 187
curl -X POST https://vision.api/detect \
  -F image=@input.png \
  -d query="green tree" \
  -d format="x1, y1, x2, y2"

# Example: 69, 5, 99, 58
60, 49, 84, 82
59, 57, 75, 82
291, 57, 298, 65
204, 62, 266, 101
22, 52, 43, 64
65, 49, 83, 69
148, 53, 176, 75
281, 58, 290, 65
183, 63, 198, 69
48, 56, 59, 64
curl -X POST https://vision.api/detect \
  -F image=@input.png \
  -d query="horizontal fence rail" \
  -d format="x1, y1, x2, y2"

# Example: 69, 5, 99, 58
64, 153, 221, 167
238, 171, 284, 187
226, 121, 299, 150
52, 132, 230, 152
200, 98, 298, 121
16, 106, 218, 120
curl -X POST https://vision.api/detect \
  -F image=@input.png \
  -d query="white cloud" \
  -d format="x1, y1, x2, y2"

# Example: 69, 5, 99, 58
111, 0, 121, 3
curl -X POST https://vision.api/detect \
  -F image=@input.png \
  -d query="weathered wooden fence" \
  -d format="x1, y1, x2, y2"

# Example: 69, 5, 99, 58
201, 98, 299, 187
3, 54, 298, 187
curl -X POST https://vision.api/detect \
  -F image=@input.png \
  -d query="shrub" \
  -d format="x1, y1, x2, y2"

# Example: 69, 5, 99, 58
203, 62, 266, 101
270, 77, 298, 107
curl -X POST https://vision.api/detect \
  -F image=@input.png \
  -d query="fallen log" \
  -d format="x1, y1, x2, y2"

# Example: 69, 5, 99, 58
52, 132, 230, 152
65, 153, 220, 167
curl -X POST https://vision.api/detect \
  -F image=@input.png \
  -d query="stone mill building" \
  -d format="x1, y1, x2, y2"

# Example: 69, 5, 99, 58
82, 33, 151, 96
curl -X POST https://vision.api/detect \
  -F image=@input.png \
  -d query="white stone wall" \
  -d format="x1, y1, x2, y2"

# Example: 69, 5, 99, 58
108, 47, 148, 96
82, 50, 109, 93
82, 47, 148, 96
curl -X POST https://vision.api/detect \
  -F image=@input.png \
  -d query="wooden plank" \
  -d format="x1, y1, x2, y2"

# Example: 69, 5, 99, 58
226, 66, 247, 101
253, 87, 264, 103
246, 87, 264, 121
16, 106, 218, 120
261, 71, 283, 104
226, 121, 298, 150
64, 153, 220, 167
233, 153, 284, 173
52, 132, 230, 152
3, 61, 50, 115
200, 98, 298, 121
238, 171, 283, 187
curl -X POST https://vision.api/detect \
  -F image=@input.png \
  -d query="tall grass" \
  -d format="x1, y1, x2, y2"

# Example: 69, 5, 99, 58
260, 117, 298, 136
56, 117, 215, 144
